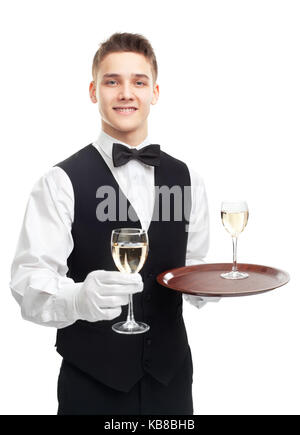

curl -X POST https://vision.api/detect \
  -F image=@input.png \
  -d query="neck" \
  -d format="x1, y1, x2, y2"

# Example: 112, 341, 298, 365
101, 121, 148, 147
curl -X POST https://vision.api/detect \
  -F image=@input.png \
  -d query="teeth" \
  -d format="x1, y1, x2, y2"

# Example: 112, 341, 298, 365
114, 108, 136, 112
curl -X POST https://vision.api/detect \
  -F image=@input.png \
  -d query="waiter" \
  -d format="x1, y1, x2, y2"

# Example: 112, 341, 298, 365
9, 32, 219, 415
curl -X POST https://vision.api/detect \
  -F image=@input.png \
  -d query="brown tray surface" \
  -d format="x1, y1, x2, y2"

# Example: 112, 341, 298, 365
156, 263, 290, 297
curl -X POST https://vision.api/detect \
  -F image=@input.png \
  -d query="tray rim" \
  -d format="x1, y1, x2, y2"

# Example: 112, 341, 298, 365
156, 262, 290, 297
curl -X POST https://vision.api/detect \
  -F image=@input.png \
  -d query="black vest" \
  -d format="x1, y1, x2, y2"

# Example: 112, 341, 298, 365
54, 144, 192, 392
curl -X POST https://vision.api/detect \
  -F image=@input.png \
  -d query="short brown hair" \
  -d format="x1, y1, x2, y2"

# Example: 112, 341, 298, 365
92, 32, 158, 84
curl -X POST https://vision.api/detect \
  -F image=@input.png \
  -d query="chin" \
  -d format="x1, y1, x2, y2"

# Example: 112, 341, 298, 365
111, 120, 141, 132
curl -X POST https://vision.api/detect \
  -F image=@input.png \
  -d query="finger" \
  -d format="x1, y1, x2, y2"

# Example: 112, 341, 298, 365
95, 294, 129, 307
200, 296, 221, 302
94, 271, 142, 285
98, 306, 122, 320
97, 282, 143, 296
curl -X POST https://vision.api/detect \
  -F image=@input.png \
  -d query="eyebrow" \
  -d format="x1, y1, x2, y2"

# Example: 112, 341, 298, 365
102, 73, 150, 80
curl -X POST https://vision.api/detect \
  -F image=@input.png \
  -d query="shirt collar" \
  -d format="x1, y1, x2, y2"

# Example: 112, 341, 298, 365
94, 130, 151, 160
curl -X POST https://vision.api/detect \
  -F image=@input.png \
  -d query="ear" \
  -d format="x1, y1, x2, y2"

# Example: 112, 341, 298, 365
151, 83, 159, 105
89, 81, 97, 103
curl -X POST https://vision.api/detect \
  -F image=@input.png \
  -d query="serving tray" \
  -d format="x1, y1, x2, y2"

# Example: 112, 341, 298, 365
156, 263, 290, 297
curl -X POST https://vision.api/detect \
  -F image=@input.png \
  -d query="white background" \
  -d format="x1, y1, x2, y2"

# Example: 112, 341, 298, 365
0, 0, 299, 415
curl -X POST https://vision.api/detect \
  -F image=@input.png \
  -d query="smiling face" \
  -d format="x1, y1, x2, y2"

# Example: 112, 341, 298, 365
89, 51, 159, 146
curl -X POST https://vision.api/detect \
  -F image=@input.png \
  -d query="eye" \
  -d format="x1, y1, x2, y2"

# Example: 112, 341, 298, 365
136, 81, 145, 86
106, 80, 117, 85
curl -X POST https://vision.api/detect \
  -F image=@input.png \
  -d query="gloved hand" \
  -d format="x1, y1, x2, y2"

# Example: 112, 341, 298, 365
73, 270, 143, 322
183, 294, 221, 309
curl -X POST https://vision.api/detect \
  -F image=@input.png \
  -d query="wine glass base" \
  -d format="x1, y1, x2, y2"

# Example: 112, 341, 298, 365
220, 271, 249, 280
112, 321, 150, 335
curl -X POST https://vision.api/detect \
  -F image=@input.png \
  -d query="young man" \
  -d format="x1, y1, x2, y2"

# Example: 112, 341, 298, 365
10, 32, 219, 415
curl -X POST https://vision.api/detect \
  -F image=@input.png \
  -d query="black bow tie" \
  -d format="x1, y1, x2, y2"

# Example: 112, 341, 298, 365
112, 143, 161, 168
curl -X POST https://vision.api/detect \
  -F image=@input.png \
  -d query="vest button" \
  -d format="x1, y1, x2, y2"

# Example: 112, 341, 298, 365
145, 294, 151, 301
147, 272, 154, 278
146, 338, 152, 346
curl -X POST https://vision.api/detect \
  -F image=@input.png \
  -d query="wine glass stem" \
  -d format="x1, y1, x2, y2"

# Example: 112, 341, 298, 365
126, 294, 135, 323
232, 236, 238, 272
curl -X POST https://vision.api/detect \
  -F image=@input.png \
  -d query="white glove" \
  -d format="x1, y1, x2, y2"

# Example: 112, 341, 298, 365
73, 270, 143, 322
183, 294, 221, 309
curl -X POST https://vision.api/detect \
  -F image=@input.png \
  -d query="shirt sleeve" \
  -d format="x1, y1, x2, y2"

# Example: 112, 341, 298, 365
184, 166, 221, 307
185, 166, 210, 266
9, 166, 82, 329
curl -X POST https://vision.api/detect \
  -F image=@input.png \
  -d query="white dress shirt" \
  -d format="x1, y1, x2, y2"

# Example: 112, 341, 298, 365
9, 130, 217, 329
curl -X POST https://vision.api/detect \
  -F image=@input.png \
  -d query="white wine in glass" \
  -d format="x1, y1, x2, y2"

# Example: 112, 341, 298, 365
220, 201, 249, 279
112, 242, 148, 274
111, 228, 150, 334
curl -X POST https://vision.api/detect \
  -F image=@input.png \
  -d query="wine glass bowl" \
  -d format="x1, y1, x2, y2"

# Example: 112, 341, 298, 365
111, 228, 150, 334
220, 200, 249, 279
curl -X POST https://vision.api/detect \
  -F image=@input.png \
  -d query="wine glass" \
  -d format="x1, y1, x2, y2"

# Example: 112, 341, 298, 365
220, 200, 249, 279
111, 228, 150, 334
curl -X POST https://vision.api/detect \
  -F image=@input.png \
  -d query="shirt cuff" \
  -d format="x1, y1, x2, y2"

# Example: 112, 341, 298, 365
54, 282, 83, 327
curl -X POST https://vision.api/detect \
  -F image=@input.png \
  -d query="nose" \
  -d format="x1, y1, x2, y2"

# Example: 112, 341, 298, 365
118, 81, 134, 101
